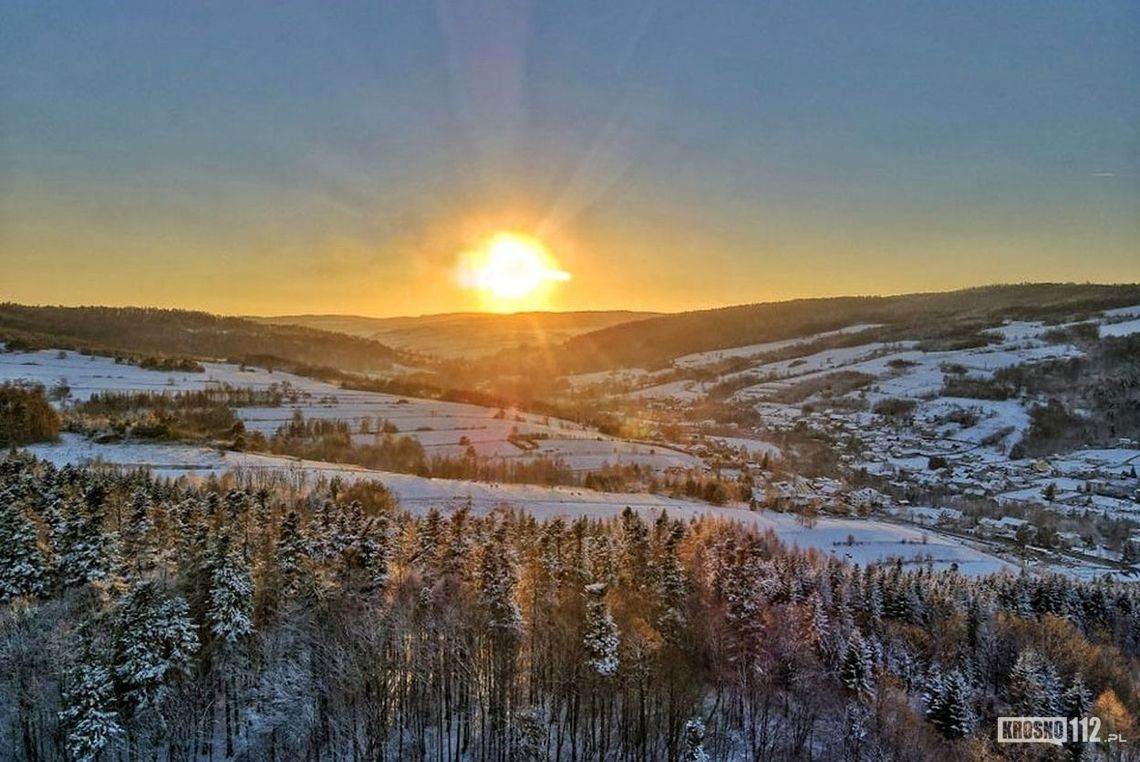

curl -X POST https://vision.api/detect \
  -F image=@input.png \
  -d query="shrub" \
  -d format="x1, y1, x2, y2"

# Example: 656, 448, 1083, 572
0, 383, 61, 445
873, 398, 917, 420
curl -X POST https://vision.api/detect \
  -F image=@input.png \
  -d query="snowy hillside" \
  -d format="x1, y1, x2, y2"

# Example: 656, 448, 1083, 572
0, 348, 700, 473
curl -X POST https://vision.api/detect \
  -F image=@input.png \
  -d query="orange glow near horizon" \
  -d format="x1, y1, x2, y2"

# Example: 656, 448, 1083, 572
454, 232, 571, 312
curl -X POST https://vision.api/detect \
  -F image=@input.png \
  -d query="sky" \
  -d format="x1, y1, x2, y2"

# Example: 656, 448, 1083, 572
1, 1, 1138, 317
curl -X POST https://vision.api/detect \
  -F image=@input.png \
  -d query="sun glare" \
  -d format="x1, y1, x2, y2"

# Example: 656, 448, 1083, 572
456, 232, 570, 311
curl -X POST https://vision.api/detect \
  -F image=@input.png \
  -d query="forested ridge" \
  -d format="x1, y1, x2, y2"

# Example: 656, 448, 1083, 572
555, 283, 1140, 372
0, 305, 400, 373
1, 454, 1138, 761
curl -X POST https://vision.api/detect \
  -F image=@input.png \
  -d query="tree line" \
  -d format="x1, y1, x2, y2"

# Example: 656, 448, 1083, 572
1, 453, 1138, 760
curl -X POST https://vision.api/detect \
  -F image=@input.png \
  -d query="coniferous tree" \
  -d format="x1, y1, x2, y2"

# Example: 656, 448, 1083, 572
843, 701, 871, 760
1064, 673, 1095, 760
112, 580, 198, 715
842, 629, 874, 697
0, 488, 46, 601
924, 668, 975, 739
356, 511, 390, 593
480, 521, 522, 635
119, 488, 156, 577
653, 517, 688, 641
1008, 649, 1062, 715
59, 489, 114, 588
274, 509, 308, 598
582, 582, 620, 677
60, 631, 124, 762
804, 591, 831, 661
207, 533, 254, 645
1065, 673, 1093, 719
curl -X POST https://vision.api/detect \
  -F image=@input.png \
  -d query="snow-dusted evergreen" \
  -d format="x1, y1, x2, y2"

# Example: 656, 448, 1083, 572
207, 532, 254, 645
924, 668, 975, 739
0, 487, 46, 600
59, 638, 124, 762
582, 581, 620, 678
1007, 648, 1063, 716
112, 580, 198, 712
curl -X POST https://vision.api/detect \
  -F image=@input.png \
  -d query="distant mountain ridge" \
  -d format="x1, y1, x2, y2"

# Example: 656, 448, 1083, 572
5, 284, 1139, 378
253, 310, 661, 358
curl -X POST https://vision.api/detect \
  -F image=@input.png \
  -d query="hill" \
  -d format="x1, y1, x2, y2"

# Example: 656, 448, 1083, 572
0, 304, 400, 373
557, 283, 1140, 372
254, 310, 660, 358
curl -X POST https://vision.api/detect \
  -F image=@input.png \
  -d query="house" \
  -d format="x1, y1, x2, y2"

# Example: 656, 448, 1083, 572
977, 516, 1028, 539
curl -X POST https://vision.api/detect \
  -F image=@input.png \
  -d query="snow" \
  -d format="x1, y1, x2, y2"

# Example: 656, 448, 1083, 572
565, 368, 662, 388
26, 434, 227, 480
734, 342, 904, 391
1102, 304, 1140, 319
625, 379, 706, 401
708, 436, 784, 460
0, 348, 700, 473
1067, 449, 1140, 467
748, 512, 1014, 575
1101, 317, 1140, 337
673, 324, 882, 368
898, 506, 964, 524
16, 436, 1013, 575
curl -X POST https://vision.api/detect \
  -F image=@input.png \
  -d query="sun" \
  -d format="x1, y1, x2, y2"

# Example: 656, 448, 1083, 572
455, 232, 570, 311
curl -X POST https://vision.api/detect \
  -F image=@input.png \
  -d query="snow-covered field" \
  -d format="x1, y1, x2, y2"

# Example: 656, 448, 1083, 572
1101, 316, 1140, 337
673, 323, 882, 368
0, 349, 701, 472
22, 435, 1013, 575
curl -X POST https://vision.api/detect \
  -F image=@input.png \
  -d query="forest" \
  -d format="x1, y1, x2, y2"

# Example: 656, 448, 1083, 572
1, 453, 1138, 761
553, 284, 1140, 373
0, 305, 400, 375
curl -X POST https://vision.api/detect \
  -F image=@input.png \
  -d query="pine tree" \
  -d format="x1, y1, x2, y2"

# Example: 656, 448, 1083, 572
619, 507, 651, 591
1122, 541, 1138, 568
41, 494, 68, 577
582, 582, 620, 677
654, 518, 688, 641
119, 488, 156, 577
307, 498, 337, 563
0, 488, 46, 601
480, 522, 522, 636
842, 629, 874, 696
440, 502, 473, 580
925, 668, 975, 739
843, 701, 871, 760
414, 507, 443, 573
356, 512, 390, 593
59, 491, 113, 588
1008, 649, 1061, 715
804, 591, 831, 660
60, 640, 124, 762
207, 533, 254, 645
274, 509, 308, 597
112, 580, 198, 713
1064, 673, 1095, 760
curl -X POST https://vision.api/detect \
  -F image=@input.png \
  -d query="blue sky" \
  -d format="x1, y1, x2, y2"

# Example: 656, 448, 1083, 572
2, 1, 1137, 315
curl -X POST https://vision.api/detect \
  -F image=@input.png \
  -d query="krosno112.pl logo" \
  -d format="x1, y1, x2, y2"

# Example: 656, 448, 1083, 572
998, 716, 1127, 745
